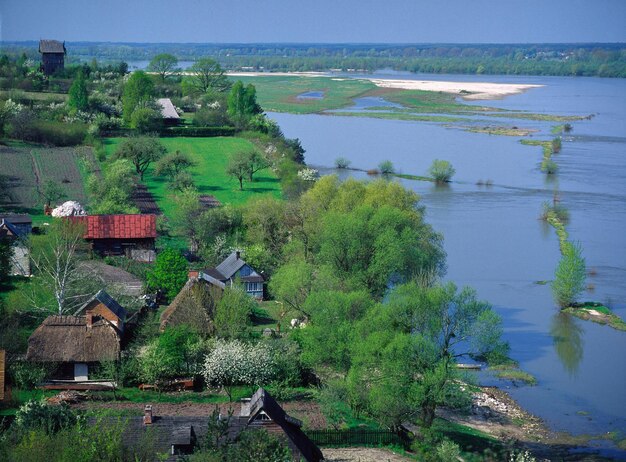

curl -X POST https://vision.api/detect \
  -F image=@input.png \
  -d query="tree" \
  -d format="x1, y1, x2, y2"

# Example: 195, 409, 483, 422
188, 58, 231, 94
214, 285, 254, 339
122, 70, 154, 124
551, 241, 586, 308
87, 159, 139, 214
114, 136, 166, 180
378, 160, 395, 174
147, 53, 178, 81
429, 159, 455, 183
146, 248, 188, 301
226, 150, 250, 190
246, 150, 270, 181
0, 238, 13, 284
67, 71, 89, 112
203, 340, 275, 401
227, 81, 262, 123
29, 219, 92, 315
154, 150, 195, 181
40, 180, 66, 208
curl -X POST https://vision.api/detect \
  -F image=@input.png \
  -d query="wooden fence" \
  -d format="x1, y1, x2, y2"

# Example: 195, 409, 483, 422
307, 429, 409, 449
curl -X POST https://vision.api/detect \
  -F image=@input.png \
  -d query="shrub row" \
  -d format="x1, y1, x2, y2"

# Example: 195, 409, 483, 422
101, 126, 238, 138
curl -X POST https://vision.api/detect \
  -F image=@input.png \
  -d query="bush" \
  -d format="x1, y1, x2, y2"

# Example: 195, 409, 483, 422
161, 126, 237, 137
146, 249, 188, 301
130, 107, 162, 133
429, 159, 456, 183
334, 157, 351, 169
552, 137, 562, 153
10, 362, 51, 389
378, 160, 395, 174
14, 400, 79, 434
552, 241, 586, 308
543, 159, 558, 174
7, 118, 87, 146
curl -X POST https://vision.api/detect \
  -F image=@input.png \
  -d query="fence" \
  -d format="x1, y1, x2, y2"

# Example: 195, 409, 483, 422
307, 429, 410, 449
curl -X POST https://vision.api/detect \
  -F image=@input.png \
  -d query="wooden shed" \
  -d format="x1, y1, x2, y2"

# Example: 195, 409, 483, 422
39, 39, 66, 75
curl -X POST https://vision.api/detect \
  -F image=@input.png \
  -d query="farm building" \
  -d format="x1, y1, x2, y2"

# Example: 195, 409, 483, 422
157, 98, 181, 126
90, 388, 323, 461
39, 39, 66, 75
26, 290, 126, 382
204, 251, 265, 299
0, 214, 32, 277
71, 214, 157, 262
160, 272, 224, 334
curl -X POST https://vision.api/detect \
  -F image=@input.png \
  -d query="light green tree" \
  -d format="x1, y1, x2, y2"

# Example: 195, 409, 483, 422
429, 159, 456, 183
214, 285, 254, 340
122, 70, 154, 124
67, 71, 89, 112
113, 136, 166, 180
146, 249, 188, 301
188, 58, 231, 94
551, 241, 586, 308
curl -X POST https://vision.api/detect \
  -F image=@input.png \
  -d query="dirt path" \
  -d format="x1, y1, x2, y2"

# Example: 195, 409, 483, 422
323, 447, 413, 462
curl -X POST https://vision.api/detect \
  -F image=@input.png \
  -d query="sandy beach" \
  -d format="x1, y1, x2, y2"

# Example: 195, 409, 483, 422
367, 78, 543, 100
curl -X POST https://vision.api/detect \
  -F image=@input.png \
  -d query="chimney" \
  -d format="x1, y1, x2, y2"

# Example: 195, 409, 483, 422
235, 250, 241, 260
239, 398, 251, 417
86, 312, 93, 329
188, 270, 199, 279
144, 405, 153, 425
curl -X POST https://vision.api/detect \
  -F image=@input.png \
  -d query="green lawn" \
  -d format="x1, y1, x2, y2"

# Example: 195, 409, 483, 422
231, 75, 376, 113
103, 137, 282, 220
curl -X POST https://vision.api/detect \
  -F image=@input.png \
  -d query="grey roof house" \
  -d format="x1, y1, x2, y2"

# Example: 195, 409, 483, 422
204, 251, 264, 299
93, 388, 324, 461
0, 214, 32, 277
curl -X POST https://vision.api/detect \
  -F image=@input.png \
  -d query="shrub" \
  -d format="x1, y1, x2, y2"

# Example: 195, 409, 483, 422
10, 362, 51, 389
543, 159, 558, 174
429, 159, 456, 183
552, 241, 586, 308
334, 157, 351, 169
161, 126, 237, 137
552, 137, 562, 153
14, 400, 79, 434
130, 107, 162, 133
378, 160, 395, 174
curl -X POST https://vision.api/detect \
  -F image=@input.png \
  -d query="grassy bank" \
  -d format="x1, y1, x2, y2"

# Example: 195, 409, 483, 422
103, 137, 282, 219
233, 75, 376, 113
563, 303, 626, 332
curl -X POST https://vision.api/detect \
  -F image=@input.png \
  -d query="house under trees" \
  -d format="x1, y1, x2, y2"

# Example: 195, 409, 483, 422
204, 251, 265, 299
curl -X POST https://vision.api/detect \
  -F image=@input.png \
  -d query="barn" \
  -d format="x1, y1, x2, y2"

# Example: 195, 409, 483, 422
39, 39, 66, 75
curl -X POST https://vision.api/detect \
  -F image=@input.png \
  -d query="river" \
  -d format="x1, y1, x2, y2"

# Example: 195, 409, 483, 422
268, 72, 626, 457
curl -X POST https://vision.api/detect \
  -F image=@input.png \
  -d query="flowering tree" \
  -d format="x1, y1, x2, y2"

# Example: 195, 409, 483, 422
203, 340, 275, 400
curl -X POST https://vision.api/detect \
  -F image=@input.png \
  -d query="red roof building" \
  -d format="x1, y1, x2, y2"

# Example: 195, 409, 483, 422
73, 215, 157, 262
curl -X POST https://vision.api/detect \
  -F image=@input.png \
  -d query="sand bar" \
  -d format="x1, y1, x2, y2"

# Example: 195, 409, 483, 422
367, 78, 543, 100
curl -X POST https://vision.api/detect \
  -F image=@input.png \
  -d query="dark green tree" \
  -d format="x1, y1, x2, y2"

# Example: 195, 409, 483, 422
146, 248, 188, 301
147, 53, 178, 81
188, 58, 231, 94
114, 136, 166, 180
227, 81, 262, 122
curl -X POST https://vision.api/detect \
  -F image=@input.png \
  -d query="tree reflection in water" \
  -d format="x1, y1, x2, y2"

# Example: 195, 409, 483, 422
550, 312, 584, 376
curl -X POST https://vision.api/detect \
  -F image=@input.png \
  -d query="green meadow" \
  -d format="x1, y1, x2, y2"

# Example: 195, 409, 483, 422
104, 137, 282, 219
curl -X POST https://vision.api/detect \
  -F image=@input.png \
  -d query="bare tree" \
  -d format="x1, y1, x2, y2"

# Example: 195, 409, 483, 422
29, 219, 95, 315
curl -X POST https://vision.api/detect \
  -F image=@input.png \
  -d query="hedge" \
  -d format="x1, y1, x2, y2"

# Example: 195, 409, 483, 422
101, 126, 237, 138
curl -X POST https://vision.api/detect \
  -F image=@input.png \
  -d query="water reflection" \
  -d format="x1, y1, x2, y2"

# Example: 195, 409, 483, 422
550, 312, 584, 377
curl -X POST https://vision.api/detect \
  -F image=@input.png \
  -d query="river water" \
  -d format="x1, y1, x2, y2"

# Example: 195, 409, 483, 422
268, 72, 626, 455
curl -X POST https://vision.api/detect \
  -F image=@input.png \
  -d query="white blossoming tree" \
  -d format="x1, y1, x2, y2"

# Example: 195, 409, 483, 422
203, 340, 275, 401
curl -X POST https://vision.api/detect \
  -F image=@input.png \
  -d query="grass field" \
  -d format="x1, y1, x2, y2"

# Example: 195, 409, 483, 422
103, 137, 282, 220
232, 75, 376, 113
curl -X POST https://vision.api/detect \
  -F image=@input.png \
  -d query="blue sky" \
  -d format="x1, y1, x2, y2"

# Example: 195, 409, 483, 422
1, 0, 625, 43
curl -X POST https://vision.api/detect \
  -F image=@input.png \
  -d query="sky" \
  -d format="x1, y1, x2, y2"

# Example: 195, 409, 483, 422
1, 0, 625, 44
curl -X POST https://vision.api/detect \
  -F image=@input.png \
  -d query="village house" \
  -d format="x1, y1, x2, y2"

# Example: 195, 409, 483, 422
26, 290, 126, 383
38, 39, 66, 75
160, 271, 224, 333
72, 214, 157, 262
157, 98, 181, 126
94, 388, 323, 461
204, 251, 265, 299
0, 214, 32, 277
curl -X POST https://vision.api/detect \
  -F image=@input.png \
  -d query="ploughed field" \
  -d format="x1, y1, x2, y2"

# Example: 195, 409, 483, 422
0, 144, 90, 212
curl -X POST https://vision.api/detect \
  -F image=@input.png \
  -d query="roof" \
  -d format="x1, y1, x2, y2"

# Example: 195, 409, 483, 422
74, 289, 127, 322
0, 214, 32, 225
157, 98, 180, 119
215, 252, 247, 280
159, 277, 223, 333
0, 220, 21, 240
72, 215, 157, 239
244, 388, 324, 462
26, 315, 121, 363
90, 415, 207, 462
39, 40, 66, 54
